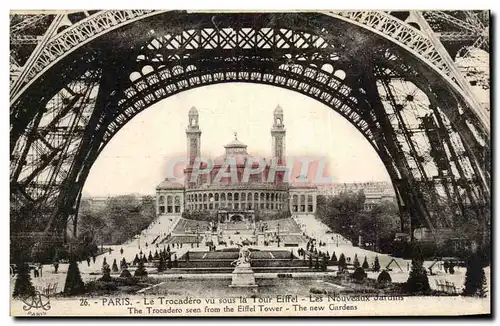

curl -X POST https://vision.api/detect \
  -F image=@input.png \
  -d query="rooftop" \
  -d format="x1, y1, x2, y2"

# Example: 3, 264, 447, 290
156, 178, 184, 190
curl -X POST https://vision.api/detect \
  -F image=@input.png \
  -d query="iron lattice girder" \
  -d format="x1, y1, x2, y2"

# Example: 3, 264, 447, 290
10, 11, 489, 149
10, 14, 48, 34
10, 34, 40, 45
104, 60, 374, 150
10, 10, 489, 136
424, 11, 484, 34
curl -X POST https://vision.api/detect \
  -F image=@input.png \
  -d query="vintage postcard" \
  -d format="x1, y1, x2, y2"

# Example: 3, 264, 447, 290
10, 10, 491, 317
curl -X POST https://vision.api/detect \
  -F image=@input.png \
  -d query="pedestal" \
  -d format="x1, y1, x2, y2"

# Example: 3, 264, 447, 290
229, 263, 258, 287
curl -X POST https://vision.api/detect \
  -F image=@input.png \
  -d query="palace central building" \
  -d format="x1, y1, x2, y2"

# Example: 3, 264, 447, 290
156, 106, 317, 223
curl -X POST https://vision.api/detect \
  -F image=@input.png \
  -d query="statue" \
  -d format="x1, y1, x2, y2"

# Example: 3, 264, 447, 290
229, 244, 257, 287
232, 244, 251, 267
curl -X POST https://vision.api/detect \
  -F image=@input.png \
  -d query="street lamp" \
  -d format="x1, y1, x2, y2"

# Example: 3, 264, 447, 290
196, 224, 200, 248
277, 223, 280, 247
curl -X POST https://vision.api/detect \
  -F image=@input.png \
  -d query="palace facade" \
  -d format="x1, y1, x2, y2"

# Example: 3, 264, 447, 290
155, 106, 317, 221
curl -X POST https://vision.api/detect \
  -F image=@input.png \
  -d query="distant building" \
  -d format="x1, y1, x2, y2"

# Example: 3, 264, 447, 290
81, 195, 152, 210
317, 181, 396, 210
81, 196, 111, 210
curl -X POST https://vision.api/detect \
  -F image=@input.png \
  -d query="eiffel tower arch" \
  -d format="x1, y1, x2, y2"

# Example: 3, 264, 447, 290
10, 11, 490, 253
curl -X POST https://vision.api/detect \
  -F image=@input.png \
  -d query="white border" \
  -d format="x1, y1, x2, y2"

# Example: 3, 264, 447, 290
2, 1, 498, 326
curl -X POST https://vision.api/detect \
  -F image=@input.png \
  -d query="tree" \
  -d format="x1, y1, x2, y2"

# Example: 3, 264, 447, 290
405, 257, 430, 294
119, 269, 132, 278
64, 257, 86, 295
463, 254, 487, 297
101, 262, 112, 281
314, 256, 320, 270
315, 192, 366, 243
148, 251, 153, 262
308, 255, 313, 269
157, 255, 167, 272
322, 255, 328, 271
315, 193, 401, 250
362, 256, 369, 269
13, 262, 36, 298
290, 250, 294, 261
353, 254, 360, 268
331, 252, 338, 265
154, 250, 159, 260
338, 253, 347, 271
111, 259, 119, 273
373, 256, 381, 272
120, 257, 128, 270
352, 267, 367, 283
360, 201, 400, 250
133, 254, 140, 266
377, 270, 392, 286
77, 195, 156, 245
134, 259, 148, 277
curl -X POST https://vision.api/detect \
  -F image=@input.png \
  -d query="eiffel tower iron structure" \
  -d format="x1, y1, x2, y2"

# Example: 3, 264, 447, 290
9, 10, 490, 254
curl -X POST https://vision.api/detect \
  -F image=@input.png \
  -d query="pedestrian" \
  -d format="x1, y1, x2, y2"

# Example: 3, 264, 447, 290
108, 248, 112, 255
39, 263, 43, 277
120, 248, 124, 255
87, 257, 91, 267
53, 262, 59, 274
92, 255, 96, 264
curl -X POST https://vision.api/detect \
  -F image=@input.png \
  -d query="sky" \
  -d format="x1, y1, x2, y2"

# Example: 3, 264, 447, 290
82, 83, 391, 197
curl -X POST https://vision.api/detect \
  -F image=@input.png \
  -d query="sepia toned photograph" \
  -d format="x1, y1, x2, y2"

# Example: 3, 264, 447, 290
9, 9, 491, 317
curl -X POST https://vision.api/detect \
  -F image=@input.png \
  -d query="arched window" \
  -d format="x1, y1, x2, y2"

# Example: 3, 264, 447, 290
166, 196, 173, 213
203, 193, 207, 202
241, 192, 245, 201
292, 195, 298, 212
228, 193, 232, 201
254, 193, 259, 201
247, 193, 252, 201
307, 194, 314, 212
221, 193, 226, 201
215, 193, 219, 201
159, 196, 165, 204
234, 193, 239, 201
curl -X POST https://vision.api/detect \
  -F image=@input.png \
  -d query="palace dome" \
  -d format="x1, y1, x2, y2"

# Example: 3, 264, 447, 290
224, 138, 247, 149
156, 178, 184, 190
